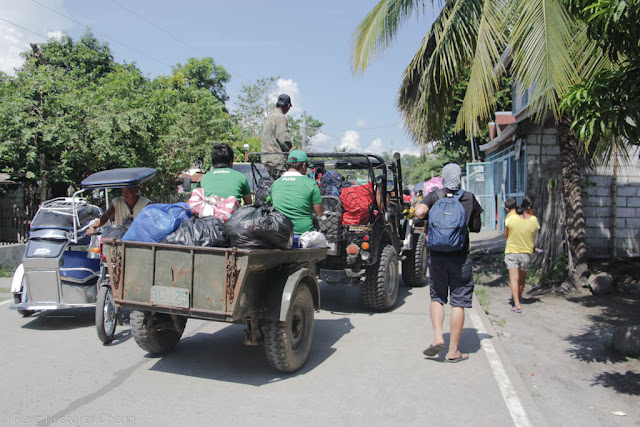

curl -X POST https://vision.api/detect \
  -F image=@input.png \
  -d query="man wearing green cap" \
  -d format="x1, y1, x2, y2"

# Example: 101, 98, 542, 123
270, 150, 324, 236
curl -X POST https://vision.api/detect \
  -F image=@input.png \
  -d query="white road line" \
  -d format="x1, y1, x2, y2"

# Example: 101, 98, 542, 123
468, 308, 532, 427
0, 299, 13, 306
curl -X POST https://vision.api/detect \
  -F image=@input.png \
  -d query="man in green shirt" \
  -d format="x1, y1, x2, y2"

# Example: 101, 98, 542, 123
270, 150, 324, 235
200, 143, 252, 205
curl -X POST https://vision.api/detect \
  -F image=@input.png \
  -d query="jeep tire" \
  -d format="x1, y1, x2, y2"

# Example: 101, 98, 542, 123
361, 244, 399, 311
402, 233, 429, 287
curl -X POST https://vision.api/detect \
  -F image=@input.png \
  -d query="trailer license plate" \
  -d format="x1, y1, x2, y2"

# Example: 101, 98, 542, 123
150, 286, 190, 308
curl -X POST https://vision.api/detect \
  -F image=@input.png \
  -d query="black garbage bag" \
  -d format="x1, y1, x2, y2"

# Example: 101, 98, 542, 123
225, 205, 293, 249
162, 216, 228, 247
254, 176, 275, 207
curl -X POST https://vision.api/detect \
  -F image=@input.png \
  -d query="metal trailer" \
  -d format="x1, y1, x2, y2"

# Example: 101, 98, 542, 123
103, 239, 327, 373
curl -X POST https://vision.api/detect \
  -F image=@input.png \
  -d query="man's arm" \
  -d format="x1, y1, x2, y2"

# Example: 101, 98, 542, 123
275, 116, 292, 151
503, 227, 509, 238
414, 203, 429, 219
313, 203, 324, 217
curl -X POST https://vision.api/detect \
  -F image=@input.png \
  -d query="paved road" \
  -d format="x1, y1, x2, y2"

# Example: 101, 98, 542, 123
0, 273, 543, 426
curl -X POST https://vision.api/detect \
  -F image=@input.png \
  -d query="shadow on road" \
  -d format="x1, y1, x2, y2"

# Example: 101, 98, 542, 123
592, 371, 640, 396
147, 317, 354, 385
564, 292, 640, 365
319, 280, 413, 315
20, 307, 95, 330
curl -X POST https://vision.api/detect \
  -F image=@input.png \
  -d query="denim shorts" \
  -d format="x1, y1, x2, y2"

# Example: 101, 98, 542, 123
428, 254, 474, 308
504, 253, 531, 271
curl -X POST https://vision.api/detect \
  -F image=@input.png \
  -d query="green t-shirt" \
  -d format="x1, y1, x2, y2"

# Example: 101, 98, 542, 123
200, 167, 251, 200
271, 173, 322, 234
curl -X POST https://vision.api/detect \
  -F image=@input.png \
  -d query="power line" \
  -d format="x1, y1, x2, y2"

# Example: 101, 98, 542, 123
29, 0, 172, 70
109, 0, 199, 55
0, 17, 48, 39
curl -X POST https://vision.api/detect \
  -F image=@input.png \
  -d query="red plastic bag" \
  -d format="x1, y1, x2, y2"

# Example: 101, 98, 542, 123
340, 183, 373, 225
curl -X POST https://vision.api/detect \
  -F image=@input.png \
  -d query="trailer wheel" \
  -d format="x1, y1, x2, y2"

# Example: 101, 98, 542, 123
96, 285, 117, 344
13, 292, 34, 317
401, 233, 429, 287
362, 244, 399, 311
130, 310, 186, 354
263, 285, 314, 373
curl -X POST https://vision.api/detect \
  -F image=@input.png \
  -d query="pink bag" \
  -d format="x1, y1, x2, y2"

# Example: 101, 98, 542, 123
188, 188, 239, 222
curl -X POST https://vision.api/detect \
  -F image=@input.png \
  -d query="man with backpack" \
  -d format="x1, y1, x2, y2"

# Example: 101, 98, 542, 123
414, 163, 483, 363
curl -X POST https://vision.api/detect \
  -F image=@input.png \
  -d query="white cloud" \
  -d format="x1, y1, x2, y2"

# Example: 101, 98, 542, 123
338, 130, 361, 151
398, 147, 422, 157
355, 119, 368, 128
47, 31, 64, 41
364, 138, 385, 154
309, 132, 331, 151
0, 0, 69, 74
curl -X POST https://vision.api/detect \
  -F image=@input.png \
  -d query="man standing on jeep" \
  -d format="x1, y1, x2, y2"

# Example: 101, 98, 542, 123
270, 150, 324, 239
414, 163, 483, 363
261, 94, 293, 178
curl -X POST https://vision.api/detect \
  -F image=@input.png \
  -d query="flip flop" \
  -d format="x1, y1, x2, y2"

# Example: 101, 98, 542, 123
423, 343, 445, 357
445, 353, 469, 363
511, 307, 522, 313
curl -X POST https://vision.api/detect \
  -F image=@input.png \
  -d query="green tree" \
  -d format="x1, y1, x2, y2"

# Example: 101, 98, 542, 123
234, 76, 279, 137
170, 57, 231, 104
351, 0, 610, 286
288, 114, 324, 149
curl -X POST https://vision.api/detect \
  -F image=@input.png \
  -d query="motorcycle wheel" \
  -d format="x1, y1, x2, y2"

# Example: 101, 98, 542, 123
96, 284, 117, 344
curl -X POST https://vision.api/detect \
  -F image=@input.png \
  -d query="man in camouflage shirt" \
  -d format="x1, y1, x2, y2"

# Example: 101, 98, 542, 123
261, 94, 293, 177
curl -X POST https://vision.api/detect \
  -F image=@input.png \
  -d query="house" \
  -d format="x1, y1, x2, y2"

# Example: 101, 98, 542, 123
474, 80, 640, 258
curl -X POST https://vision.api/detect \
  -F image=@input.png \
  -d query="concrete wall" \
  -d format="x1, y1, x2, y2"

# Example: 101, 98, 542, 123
0, 243, 25, 270
522, 122, 563, 190
584, 153, 640, 258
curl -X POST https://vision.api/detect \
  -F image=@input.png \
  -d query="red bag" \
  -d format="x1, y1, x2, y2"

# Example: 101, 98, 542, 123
340, 183, 373, 225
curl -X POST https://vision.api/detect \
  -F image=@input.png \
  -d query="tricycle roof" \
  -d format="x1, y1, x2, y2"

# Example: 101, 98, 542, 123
81, 168, 157, 189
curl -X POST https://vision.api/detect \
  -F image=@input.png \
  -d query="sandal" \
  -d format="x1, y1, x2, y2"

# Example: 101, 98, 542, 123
445, 353, 469, 363
511, 307, 522, 313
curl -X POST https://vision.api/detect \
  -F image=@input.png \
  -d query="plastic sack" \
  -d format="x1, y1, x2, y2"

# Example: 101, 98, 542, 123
254, 176, 275, 207
123, 203, 191, 243
225, 205, 293, 249
340, 183, 373, 225
162, 216, 228, 247
299, 231, 327, 248
188, 188, 239, 222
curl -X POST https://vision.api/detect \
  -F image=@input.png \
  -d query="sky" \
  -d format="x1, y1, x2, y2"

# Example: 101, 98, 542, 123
0, 0, 438, 156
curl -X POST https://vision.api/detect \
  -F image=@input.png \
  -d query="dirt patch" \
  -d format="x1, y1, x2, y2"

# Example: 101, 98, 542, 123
471, 253, 640, 425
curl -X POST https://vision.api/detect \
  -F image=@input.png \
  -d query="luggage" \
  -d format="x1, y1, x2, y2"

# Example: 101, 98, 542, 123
123, 203, 191, 243
340, 183, 373, 225
162, 216, 228, 247
254, 176, 275, 207
319, 170, 343, 196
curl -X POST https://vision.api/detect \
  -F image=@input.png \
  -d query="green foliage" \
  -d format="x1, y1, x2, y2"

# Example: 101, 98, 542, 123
0, 31, 234, 200
561, 0, 639, 145
234, 76, 279, 137
288, 114, 324, 149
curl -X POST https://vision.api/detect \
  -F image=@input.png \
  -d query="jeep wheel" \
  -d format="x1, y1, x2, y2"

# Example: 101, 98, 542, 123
402, 233, 429, 287
263, 285, 314, 373
362, 244, 399, 311
130, 310, 186, 354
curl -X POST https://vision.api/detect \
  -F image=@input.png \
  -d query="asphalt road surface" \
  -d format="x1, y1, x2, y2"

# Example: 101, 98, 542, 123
0, 278, 544, 426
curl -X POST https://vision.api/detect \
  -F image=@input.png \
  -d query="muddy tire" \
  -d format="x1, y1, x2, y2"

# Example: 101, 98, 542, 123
263, 285, 314, 373
95, 285, 117, 344
362, 244, 399, 311
13, 289, 35, 317
401, 233, 429, 287
130, 310, 186, 354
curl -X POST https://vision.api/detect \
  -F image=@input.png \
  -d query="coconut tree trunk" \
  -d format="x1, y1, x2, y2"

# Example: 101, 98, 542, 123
557, 117, 589, 287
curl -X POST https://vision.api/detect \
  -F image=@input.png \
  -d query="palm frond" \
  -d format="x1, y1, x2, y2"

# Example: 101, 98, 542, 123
570, 23, 618, 79
510, 0, 579, 122
398, 0, 483, 140
351, 0, 430, 75
455, 0, 509, 134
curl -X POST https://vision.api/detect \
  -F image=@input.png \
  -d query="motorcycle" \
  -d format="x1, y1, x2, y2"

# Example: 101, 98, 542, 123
10, 167, 156, 344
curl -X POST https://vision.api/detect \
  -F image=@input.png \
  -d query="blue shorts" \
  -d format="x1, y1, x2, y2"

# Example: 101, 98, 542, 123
428, 254, 474, 308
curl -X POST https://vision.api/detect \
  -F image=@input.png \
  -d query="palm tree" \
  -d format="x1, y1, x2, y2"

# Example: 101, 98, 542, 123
351, 0, 612, 286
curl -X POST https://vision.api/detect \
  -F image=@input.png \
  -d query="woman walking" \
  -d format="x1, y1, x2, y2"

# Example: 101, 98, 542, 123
503, 198, 540, 312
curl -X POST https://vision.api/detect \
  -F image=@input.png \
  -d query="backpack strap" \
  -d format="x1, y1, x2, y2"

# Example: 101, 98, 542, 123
453, 189, 464, 201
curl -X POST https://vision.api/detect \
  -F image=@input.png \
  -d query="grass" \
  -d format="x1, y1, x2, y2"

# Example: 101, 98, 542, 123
474, 286, 490, 314
0, 266, 14, 277
496, 318, 507, 327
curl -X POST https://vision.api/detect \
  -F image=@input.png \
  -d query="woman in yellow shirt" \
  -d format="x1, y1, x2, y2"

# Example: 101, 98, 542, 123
503, 198, 540, 313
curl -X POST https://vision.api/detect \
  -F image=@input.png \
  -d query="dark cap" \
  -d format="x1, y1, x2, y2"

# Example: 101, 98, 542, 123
276, 94, 292, 108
